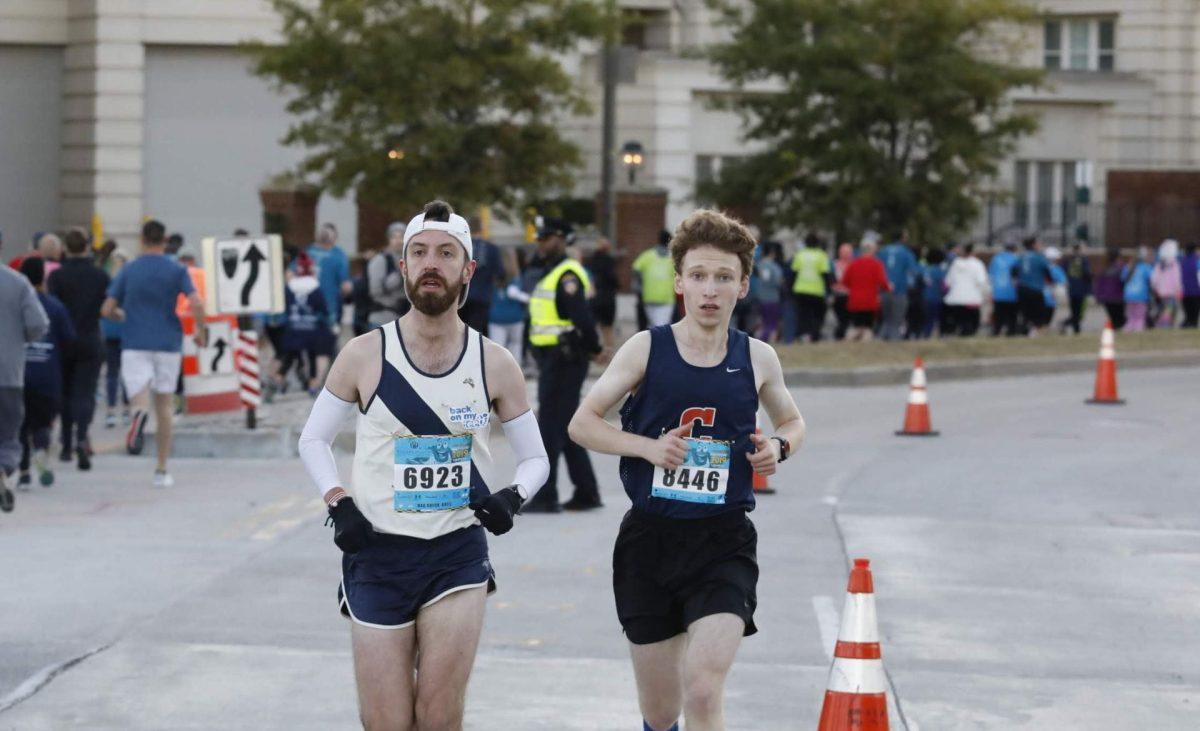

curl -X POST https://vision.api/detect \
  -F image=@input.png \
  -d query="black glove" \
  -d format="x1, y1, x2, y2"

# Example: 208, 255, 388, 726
470, 486, 523, 536
326, 497, 373, 553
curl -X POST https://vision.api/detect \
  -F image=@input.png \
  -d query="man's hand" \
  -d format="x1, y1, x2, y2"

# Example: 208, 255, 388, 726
746, 432, 779, 477
470, 486, 523, 536
327, 497, 373, 553
641, 423, 690, 470
193, 326, 207, 349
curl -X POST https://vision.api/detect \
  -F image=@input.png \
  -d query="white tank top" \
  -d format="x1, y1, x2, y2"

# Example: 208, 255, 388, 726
352, 321, 498, 539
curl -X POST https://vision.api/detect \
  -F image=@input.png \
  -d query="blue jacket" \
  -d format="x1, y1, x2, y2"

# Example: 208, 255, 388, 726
1122, 261, 1154, 303
922, 263, 947, 305
880, 243, 919, 292
25, 292, 76, 397
1063, 255, 1092, 299
989, 250, 1018, 302
1014, 251, 1053, 291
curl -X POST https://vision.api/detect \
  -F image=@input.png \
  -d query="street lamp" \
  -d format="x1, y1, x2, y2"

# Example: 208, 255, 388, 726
620, 140, 644, 185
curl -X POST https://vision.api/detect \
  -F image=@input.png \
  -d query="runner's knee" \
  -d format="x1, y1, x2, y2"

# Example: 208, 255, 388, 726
414, 692, 465, 731
683, 671, 724, 720
360, 705, 413, 731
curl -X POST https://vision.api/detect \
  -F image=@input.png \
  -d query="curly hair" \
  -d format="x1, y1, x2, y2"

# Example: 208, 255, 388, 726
669, 209, 756, 278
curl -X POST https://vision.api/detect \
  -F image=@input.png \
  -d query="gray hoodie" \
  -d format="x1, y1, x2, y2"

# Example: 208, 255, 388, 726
0, 265, 50, 387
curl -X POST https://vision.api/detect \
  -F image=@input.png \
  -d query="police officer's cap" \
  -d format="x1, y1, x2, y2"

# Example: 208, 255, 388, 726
536, 216, 575, 243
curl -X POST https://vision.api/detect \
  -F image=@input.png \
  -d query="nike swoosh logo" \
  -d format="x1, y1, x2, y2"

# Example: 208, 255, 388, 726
726, 368, 740, 373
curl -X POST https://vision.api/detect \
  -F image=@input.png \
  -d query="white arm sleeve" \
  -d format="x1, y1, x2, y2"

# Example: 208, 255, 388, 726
298, 388, 358, 498
505, 282, 531, 304
501, 409, 550, 502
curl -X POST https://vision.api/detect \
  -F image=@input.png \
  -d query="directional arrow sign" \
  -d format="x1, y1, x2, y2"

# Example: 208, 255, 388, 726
240, 243, 266, 307
209, 338, 227, 373
203, 236, 283, 315
197, 320, 234, 375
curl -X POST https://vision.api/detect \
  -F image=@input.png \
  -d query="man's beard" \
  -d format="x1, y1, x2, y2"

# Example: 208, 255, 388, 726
405, 270, 463, 315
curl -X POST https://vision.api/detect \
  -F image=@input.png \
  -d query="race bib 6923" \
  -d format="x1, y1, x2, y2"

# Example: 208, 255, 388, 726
393, 434, 472, 512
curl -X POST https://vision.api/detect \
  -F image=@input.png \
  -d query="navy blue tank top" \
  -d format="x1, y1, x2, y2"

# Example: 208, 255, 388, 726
619, 325, 759, 518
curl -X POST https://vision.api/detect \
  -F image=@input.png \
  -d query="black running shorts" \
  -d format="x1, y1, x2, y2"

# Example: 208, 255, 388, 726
1018, 286, 1047, 326
612, 509, 758, 645
338, 525, 495, 629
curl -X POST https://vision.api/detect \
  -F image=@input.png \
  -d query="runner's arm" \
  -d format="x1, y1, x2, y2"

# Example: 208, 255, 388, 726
188, 292, 206, 346
751, 339, 806, 457
298, 336, 368, 504
568, 331, 653, 459
485, 340, 549, 502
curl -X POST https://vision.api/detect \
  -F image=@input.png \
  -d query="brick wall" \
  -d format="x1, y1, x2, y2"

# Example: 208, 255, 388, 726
1106, 171, 1200, 247
259, 187, 318, 251
596, 188, 668, 291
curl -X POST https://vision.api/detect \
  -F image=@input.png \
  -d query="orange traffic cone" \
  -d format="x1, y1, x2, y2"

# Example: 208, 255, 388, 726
1085, 321, 1125, 405
818, 558, 889, 731
752, 427, 775, 494
895, 357, 938, 436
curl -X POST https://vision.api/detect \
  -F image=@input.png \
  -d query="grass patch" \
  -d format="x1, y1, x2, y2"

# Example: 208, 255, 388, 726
773, 329, 1200, 370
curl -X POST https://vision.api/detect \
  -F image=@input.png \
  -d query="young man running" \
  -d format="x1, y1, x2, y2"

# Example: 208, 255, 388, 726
298, 200, 549, 730
569, 209, 807, 731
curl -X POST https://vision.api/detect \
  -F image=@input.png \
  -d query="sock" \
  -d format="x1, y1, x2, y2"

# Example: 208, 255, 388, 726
643, 722, 679, 731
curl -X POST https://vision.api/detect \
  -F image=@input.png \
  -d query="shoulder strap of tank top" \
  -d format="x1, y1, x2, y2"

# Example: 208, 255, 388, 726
646, 325, 678, 376
728, 327, 751, 370
383, 319, 404, 373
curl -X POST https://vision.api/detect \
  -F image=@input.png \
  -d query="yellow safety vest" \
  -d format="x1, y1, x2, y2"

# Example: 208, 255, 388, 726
528, 259, 593, 347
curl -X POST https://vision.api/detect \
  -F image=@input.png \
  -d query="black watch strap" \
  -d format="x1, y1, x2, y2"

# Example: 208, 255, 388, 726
771, 436, 790, 462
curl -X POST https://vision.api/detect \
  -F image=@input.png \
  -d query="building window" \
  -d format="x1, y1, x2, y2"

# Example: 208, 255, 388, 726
1044, 21, 1061, 69
622, 9, 671, 51
1014, 160, 1092, 229
1044, 17, 1115, 71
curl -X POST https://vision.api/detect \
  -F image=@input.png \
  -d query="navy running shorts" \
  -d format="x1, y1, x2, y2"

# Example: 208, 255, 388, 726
612, 509, 758, 645
338, 524, 495, 629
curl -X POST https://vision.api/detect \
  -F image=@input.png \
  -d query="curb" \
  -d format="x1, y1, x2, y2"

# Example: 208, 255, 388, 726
143, 427, 355, 460
782, 350, 1198, 387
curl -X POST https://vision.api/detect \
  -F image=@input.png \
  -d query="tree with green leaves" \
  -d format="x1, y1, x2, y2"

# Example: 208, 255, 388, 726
247, 0, 603, 221
703, 0, 1043, 245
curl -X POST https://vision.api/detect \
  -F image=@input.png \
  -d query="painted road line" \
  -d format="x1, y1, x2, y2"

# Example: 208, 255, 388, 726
250, 498, 326, 541
812, 594, 840, 659
220, 494, 312, 540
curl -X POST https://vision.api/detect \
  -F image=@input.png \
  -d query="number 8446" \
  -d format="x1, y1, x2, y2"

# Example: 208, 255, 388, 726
661, 467, 721, 492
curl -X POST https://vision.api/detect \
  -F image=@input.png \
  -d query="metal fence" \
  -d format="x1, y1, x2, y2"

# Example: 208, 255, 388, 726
972, 200, 1200, 248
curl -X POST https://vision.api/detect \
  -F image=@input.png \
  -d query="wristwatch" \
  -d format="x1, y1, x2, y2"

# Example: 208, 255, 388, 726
770, 436, 791, 463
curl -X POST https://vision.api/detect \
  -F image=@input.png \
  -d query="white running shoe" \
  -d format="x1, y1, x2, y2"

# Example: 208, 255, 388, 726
153, 470, 174, 488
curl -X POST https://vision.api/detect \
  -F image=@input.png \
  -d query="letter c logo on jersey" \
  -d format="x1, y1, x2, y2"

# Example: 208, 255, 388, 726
677, 407, 716, 437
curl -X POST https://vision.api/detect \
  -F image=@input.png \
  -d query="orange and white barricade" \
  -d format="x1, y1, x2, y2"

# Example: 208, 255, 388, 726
181, 314, 241, 413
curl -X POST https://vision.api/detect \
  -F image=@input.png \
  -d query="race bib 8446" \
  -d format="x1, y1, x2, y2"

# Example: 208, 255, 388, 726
651, 438, 730, 504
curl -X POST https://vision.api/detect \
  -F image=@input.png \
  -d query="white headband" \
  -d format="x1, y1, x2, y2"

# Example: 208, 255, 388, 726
402, 212, 473, 261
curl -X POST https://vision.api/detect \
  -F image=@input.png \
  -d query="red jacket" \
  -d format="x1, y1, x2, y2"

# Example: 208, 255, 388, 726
841, 255, 891, 312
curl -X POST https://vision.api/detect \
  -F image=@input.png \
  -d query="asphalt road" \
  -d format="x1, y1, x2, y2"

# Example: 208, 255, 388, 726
2, 366, 1197, 729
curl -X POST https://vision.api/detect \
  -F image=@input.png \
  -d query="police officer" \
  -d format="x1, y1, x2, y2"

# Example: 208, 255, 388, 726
523, 217, 605, 513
